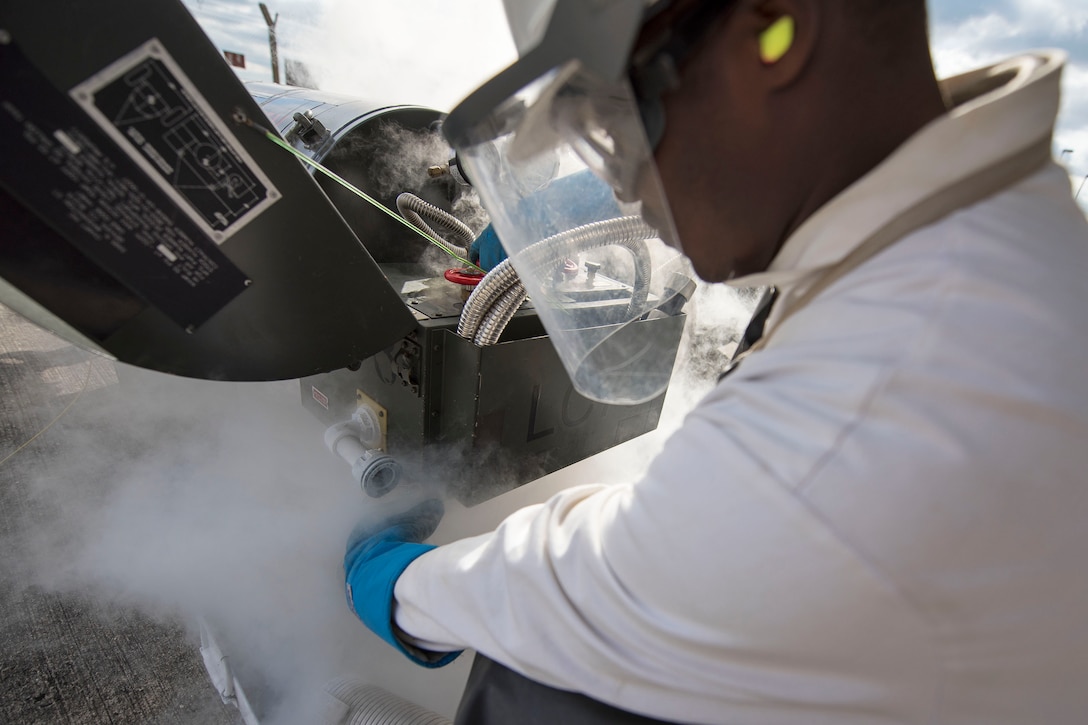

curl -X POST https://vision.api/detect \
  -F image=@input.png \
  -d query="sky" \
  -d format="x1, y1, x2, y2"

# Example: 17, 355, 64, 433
180, 0, 1088, 211
180, 0, 518, 109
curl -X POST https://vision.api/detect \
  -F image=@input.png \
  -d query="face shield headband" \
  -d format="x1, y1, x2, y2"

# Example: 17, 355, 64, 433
443, 0, 736, 156
628, 0, 740, 148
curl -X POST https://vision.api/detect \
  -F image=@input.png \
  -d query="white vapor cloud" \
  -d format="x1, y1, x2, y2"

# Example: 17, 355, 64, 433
181, 0, 516, 111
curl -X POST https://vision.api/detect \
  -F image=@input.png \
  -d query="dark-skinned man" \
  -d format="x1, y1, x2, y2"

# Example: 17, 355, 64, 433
343, 1, 1088, 722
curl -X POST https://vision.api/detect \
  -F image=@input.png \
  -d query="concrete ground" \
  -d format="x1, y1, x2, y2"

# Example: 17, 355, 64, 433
0, 305, 241, 725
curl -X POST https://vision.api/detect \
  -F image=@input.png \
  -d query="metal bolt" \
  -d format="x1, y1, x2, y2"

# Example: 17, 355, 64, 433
585, 261, 601, 283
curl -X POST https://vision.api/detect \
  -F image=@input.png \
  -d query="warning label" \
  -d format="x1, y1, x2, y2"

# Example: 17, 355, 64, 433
71, 40, 279, 244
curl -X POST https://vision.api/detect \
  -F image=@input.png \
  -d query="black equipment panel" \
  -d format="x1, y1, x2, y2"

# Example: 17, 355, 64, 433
0, 0, 417, 381
1, 40, 249, 332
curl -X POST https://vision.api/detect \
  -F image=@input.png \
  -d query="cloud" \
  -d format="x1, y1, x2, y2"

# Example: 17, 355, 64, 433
931, 0, 1088, 40
929, 0, 1088, 209
1009, 0, 1088, 37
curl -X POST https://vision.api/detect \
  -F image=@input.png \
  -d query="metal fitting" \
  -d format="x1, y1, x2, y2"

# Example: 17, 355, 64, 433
351, 450, 401, 498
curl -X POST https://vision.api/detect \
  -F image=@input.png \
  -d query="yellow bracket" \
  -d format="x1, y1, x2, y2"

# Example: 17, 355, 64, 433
355, 389, 389, 452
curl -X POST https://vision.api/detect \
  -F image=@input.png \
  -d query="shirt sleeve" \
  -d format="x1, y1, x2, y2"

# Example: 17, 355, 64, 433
392, 379, 939, 722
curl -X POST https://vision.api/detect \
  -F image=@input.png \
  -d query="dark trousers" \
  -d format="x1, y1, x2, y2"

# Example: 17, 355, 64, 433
455, 654, 681, 724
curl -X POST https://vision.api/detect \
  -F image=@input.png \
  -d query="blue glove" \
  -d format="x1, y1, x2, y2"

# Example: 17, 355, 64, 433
469, 171, 622, 272
469, 223, 507, 271
344, 498, 461, 667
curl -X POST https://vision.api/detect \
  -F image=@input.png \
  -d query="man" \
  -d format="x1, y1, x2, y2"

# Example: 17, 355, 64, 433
344, 1, 1088, 722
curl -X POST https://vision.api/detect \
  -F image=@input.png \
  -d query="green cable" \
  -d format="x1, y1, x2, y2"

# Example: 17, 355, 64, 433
260, 129, 484, 273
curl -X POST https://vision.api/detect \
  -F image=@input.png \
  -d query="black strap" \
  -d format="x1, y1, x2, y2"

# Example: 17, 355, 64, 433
718, 287, 778, 382
735, 287, 778, 358
456, 654, 682, 725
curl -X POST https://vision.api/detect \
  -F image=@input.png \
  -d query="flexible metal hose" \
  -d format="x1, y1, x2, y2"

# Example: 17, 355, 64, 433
474, 285, 530, 346
457, 258, 520, 339
321, 678, 451, 725
396, 192, 475, 258
459, 216, 657, 345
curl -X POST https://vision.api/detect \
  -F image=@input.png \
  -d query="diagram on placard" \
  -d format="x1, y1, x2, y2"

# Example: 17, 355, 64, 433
72, 41, 278, 244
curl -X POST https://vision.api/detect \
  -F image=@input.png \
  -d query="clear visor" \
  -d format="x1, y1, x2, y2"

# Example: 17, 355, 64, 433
454, 62, 691, 405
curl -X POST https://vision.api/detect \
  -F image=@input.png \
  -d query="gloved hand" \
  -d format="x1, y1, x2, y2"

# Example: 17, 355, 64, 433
343, 498, 461, 667
469, 171, 622, 273
469, 223, 507, 271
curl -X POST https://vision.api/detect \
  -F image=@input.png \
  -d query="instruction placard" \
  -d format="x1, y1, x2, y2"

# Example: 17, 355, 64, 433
71, 39, 279, 245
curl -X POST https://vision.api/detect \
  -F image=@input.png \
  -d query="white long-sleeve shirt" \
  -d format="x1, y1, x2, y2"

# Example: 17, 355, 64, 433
394, 51, 1088, 724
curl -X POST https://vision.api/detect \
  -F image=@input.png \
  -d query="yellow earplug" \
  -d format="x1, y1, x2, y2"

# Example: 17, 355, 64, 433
760, 15, 795, 65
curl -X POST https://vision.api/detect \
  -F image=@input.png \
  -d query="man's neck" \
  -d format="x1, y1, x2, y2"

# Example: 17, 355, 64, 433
785, 57, 949, 246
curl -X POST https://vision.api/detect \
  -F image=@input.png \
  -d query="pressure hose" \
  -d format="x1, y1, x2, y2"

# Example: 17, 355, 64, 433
396, 192, 475, 259
456, 261, 520, 340
458, 216, 657, 346
321, 678, 451, 725
474, 283, 529, 346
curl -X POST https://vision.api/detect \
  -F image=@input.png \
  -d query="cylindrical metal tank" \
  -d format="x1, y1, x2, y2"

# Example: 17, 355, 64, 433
247, 84, 462, 265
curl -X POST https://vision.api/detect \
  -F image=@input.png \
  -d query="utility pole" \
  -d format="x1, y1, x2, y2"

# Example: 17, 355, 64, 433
259, 3, 280, 84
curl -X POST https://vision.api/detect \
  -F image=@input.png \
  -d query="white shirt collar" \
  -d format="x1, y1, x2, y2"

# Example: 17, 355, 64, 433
728, 51, 1065, 291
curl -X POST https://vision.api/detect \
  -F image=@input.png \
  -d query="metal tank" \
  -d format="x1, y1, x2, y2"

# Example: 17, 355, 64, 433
245, 83, 462, 264
237, 86, 689, 506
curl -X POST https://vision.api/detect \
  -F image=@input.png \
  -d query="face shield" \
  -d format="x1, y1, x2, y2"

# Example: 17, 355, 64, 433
444, 0, 713, 405
453, 62, 689, 405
